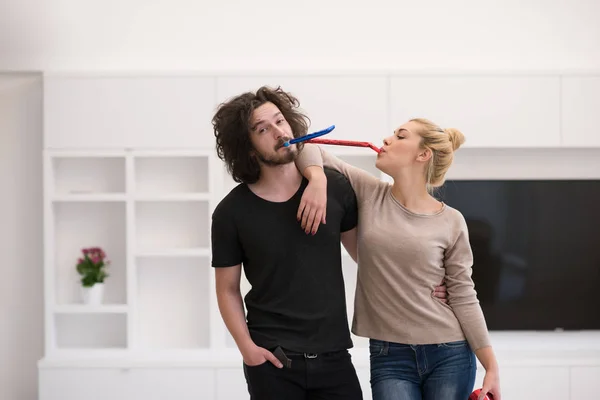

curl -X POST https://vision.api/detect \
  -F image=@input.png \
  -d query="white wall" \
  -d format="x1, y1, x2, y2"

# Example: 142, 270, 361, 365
1, 0, 600, 72
0, 74, 44, 400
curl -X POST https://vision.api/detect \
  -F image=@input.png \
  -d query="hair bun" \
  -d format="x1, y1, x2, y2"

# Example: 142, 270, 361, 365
444, 128, 465, 151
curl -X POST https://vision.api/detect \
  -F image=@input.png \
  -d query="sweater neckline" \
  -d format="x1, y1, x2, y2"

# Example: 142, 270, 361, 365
386, 187, 446, 218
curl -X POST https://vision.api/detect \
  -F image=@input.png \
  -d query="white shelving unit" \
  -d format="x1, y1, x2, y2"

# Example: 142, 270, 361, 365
43, 149, 222, 358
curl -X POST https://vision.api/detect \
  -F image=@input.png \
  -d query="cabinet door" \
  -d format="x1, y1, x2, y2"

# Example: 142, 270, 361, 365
128, 368, 215, 400
216, 368, 249, 400
570, 366, 600, 398
561, 76, 600, 147
44, 76, 216, 149
216, 75, 388, 153
39, 367, 216, 400
39, 368, 129, 400
390, 76, 561, 148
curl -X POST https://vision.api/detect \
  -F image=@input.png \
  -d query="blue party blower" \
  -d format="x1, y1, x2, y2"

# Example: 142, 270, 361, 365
283, 125, 335, 147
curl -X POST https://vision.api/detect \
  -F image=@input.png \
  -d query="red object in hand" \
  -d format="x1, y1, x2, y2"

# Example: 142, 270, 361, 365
306, 138, 381, 153
469, 389, 494, 400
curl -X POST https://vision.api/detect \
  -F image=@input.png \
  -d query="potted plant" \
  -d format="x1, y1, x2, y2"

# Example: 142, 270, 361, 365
76, 247, 110, 305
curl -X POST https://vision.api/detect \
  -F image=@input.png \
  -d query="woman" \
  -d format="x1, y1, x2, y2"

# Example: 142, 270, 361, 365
295, 118, 501, 400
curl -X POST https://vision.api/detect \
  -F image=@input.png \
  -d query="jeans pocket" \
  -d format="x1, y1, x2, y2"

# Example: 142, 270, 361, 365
244, 360, 269, 368
439, 340, 468, 349
369, 341, 386, 358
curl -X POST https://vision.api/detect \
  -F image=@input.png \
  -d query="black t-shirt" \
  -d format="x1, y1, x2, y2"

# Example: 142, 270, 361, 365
211, 168, 358, 353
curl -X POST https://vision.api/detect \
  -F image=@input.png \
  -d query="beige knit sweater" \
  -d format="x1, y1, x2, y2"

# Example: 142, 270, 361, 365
296, 144, 491, 351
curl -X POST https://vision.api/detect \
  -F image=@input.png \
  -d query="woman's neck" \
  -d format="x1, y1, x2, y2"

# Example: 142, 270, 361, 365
390, 170, 442, 214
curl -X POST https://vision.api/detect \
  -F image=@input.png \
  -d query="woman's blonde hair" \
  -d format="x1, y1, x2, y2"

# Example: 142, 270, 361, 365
410, 118, 465, 190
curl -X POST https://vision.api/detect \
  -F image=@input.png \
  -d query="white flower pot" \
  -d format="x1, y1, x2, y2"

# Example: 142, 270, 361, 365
82, 283, 104, 305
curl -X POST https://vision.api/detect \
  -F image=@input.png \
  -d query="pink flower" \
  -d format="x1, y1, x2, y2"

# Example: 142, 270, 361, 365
78, 246, 109, 265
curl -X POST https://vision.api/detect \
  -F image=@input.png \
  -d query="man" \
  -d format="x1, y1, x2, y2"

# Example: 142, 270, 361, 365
210, 86, 446, 399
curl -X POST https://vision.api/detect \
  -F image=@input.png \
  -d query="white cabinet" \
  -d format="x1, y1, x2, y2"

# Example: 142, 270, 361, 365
390, 76, 561, 148
39, 367, 215, 400
216, 75, 389, 153
216, 369, 250, 400
39, 369, 130, 400
43, 74, 600, 151
38, 358, 599, 400
43, 76, 217, 149
570, 367, 600, 398
127, 368, 215, 400
561, 76, 600, 147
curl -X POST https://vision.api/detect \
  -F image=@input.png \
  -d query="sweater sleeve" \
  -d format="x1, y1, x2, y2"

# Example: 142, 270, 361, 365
444, 214, 492, 351
295, 143, 384, 205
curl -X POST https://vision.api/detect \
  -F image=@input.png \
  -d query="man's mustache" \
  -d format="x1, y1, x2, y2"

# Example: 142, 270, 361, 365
275, 137, 293, 149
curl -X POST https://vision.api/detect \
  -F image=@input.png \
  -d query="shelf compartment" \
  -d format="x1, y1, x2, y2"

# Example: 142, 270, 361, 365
136, 257, 210, 349
53, 202, 127, 305
135, 201, 209, 252
134, 156, 209, 194
52, 156, 125, 195
55, 313, 127, 349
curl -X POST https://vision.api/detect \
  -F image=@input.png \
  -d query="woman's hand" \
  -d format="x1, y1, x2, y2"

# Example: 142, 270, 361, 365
297, 166, 327, 235
433, 280, 448, 304
474, 346, 501, 399
479, 368, 501, 400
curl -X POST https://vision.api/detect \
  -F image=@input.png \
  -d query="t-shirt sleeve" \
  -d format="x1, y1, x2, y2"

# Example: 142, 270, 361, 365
335, 171, 359, 232
211, 201, 243, 268
444, 213, 492, 351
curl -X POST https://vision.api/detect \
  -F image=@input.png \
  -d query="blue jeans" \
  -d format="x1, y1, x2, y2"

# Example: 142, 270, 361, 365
369, 339, 476, 400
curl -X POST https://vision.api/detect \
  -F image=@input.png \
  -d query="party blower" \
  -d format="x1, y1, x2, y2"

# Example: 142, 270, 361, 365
283, 125, 381, 153
469, 389, 494, 400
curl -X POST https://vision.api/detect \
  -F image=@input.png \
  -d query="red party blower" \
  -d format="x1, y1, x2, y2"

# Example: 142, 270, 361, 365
469, 388, 494, 400
306, 138, 381, 153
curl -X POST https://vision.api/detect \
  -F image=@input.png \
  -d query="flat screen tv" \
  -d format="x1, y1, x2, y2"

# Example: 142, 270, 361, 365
436, 180, 600, 331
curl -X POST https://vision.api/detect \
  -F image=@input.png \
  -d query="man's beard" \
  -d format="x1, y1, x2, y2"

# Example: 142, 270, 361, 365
255, 136, 298, 166
256, 146, 297, 166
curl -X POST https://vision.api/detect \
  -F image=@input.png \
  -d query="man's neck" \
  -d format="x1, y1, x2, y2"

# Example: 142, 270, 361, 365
247, 162, 303, 202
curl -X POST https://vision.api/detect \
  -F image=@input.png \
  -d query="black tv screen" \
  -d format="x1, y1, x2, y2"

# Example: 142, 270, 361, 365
437, 180, 600, 331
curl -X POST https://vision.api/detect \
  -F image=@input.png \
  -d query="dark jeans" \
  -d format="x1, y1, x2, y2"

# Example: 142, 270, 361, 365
369, 339, 476, 400
243, 348, 363, 399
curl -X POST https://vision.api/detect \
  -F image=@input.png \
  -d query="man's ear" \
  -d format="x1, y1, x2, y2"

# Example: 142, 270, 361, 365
417, 147, 432, 163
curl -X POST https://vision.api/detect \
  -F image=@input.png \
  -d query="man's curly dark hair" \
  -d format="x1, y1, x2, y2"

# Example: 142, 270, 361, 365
212, 86, 310, 184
